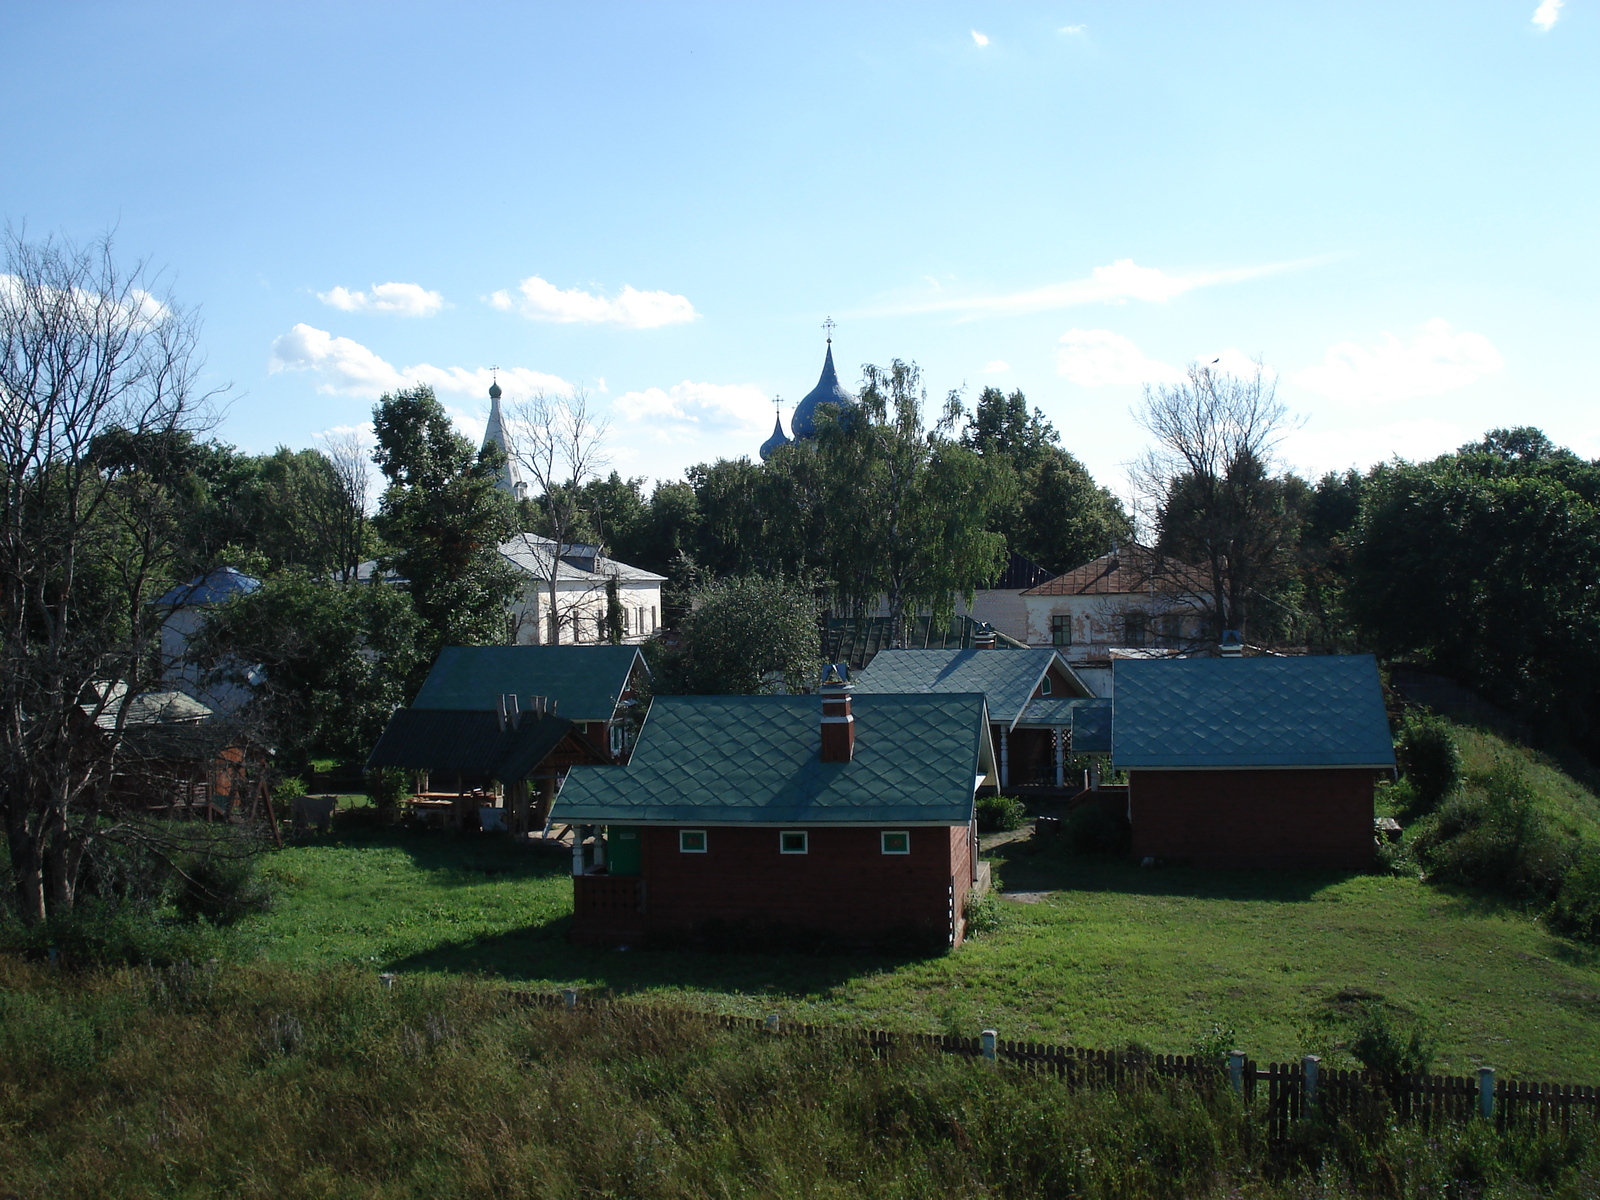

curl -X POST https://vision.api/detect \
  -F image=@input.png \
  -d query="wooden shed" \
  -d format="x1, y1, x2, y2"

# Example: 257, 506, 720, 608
1111, 654, 1395, 869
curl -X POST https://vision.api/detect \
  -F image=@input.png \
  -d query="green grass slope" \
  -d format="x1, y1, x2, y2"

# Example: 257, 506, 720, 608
248, 816, 1600, 1080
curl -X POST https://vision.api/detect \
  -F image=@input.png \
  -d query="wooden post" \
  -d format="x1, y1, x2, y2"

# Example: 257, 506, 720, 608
981, 1029, 997, 1062
1479, 1067, 1496, 1120
1229, 1050, 1245, 1095
1303, 1055, 1321, 1110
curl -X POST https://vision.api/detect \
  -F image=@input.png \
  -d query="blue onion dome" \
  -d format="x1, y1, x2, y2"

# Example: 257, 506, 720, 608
789, 343, 855, 440
759, 412, 791, 461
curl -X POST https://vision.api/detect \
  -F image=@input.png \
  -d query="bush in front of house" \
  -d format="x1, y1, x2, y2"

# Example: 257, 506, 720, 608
975, 794, 1026, 833
1395, 710, 1461, 815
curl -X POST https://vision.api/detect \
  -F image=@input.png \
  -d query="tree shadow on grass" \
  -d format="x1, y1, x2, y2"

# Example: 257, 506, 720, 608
384, 915, 936, 1000
992, 843, 1363, 903
281, 823, 573, 887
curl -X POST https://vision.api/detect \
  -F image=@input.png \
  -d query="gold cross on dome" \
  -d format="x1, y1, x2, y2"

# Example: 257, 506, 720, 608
822, 316, 836, 343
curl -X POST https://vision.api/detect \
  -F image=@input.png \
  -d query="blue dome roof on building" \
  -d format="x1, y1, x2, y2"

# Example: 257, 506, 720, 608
154, 566, 262, 608
788, 343, 855, 441
758, 413, 791, 461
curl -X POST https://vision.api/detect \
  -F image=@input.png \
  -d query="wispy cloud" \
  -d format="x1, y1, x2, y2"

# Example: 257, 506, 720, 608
268, 323, 572, 399
982, 360, 1011, 374
1292, 319, 1503, 405
488, 276, 698, 328
317, 282, 443, 318
1055, 330, 1183, 387
1533, 0, 1564, 31
870, 257, 1309, 319
1059, 24, 1086, 34
1281, 418, 1466, 478
971, 30, 990, 46
611, 380, 772, 443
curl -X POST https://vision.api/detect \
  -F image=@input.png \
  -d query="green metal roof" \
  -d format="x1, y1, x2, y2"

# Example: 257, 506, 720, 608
365, 709, 581, 783
850, 647, 1089, 728
553, 693, 990, 826
1111, 655, 1395, 770
411, 645, 646, 722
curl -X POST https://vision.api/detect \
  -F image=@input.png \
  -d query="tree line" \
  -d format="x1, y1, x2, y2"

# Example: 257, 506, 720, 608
7, 229, 1600, 934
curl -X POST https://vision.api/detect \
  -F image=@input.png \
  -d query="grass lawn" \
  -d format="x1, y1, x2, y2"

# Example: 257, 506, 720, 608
248, 811, 1600, 1081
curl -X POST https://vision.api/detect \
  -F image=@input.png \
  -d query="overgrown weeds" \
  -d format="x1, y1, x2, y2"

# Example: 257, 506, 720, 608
0, 958, 1595, 1198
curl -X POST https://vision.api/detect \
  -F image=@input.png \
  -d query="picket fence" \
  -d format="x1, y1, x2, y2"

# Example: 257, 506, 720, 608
512, 988, 1599, 1142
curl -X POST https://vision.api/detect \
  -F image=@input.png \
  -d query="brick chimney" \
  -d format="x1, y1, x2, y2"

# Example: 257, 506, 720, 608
974, 623, 997, 650
819, 663, 855, 763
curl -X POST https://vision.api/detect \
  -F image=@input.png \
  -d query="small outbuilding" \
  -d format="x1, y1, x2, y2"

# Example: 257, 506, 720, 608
1111, 654, 1395, 869
851, 644, 1092, 788
552, 672, 997, 949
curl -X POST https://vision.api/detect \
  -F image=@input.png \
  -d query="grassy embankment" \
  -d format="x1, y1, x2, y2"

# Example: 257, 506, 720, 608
243, 713, 1600, 1080
3, 956, 1598, 1200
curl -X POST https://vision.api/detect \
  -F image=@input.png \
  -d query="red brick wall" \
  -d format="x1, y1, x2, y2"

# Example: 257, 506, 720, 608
1129, 768, 1376, 869
573, 824, 967, 948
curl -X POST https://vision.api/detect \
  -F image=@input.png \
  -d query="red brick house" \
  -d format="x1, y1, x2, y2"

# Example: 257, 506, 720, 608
552, 673, 998, 949
1111, 654, 1394, 869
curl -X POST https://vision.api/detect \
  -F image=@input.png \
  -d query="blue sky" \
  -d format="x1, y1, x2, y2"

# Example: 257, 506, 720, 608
3, 1, 1595, 504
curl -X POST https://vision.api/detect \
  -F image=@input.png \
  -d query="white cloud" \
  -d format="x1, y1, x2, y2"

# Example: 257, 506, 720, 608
1292, 319, 1503, 405
489, 275, 698, 328
971, 29, 990, 46
983, 360, 1011, 374
316, 281, 444, 317
1056, 330, 1184, 387
611, 380, 772, 443
268, 323, 573, 399
1282, 419, 1466, 478
873, 257, 1308, 319
1533, 0, 1564, 31
1059, 24, 1086, 34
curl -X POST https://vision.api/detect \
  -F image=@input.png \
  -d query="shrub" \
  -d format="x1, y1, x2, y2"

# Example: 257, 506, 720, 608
975, 794, 1026, 833
1346, 1004, 1438, 1077
1547, 847, 1600, 943
1413, 758, 1572, 902
963, 890, 1004, 936
1190, 1020, 1238, 1064
172, 846, 274, 927
1395, 711, 1461, 814
1063, 802, 1131, 857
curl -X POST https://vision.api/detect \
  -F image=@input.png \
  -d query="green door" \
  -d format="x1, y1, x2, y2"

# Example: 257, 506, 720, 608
607, 826, 643, 876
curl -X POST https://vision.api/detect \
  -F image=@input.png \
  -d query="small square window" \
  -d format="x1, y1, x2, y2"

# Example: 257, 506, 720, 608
1039, 675, 1052, 696
881, 831, 910, 855
779, 830, 808, 854
1050, 614, 1072, 646
679, 829, 707, 853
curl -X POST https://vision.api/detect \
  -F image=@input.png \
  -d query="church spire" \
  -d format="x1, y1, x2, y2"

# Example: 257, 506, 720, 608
480, 374, 526, 499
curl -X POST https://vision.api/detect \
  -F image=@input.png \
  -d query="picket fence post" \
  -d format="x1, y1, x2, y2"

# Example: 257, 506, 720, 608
1303, 1055, 1321, 1111
981, 1029, 998, 1062
1229, 1050, 1246, 1095
1479, 1067, 1496, 1120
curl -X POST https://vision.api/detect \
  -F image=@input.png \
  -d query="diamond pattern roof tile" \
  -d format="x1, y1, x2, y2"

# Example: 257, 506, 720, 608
1111, 655, 1394, 769
412, 645, 646, 721
554, 693, 988, 825
851, 647, 1088, 726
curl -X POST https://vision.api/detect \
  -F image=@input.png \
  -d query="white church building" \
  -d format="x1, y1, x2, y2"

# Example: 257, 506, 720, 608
481, 381, 666, 645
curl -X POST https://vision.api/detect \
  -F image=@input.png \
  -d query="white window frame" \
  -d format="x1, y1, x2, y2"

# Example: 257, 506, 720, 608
679, 829, 707, 853
881, 830, 910, 855
779, 830, 808, 855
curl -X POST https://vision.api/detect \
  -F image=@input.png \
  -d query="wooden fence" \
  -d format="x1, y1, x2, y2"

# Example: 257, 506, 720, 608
513, 988, 1600, 1140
